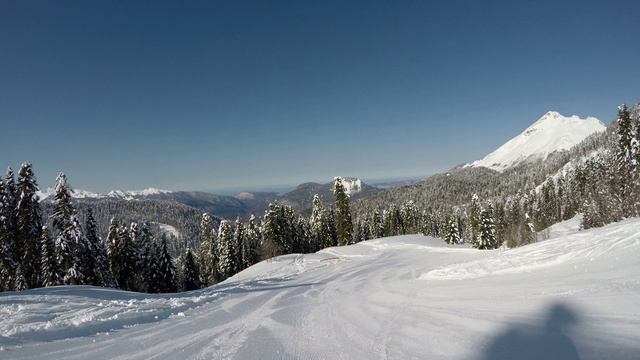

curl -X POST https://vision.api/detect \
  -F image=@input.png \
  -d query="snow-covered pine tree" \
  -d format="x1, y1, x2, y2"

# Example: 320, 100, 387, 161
615, 104, 638, 217
261, 204, 284, 259
51, 173, 74, 278
85, 209, 114, 287
468, 194, 482, 246
309, 194, 327, 251
400, 200, 420, 234
295, 215, 311, 250
156, 235, 176, 293
132, 221, 153, 291
217, 220, 235, 280
40, 226, 62, 287
333, 177, 353, 246
13, 264, 27, 291
15, 162, 42, 288
0, 167, 17, 290
51, 173, 88, 285
146, 240, 162, 293
105, 218, 120, 288
233, 218, 245, 271
476, 207, 497, 250
581, 196, 603, 229
241, 214, 260, 268
371, 208, 384, 239
198, 213, 216, 286
180, 247, 200, 291
444, 215, 462, 244
115, 224, 137, 290
63, 214, 88, 285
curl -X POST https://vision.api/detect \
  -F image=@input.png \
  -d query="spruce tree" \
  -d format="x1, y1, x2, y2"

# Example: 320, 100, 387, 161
444, 215, 462, 244
180, 247, 201, 291
156, 235, 176, 293
51, 173, 88, 285
0, 167, 17, 290
241, 214, 260, 268
198, 213, 217, 286
333, 177, 353, 246
309, 195, 326, 251
105, 218, 120, 288
85, 209, 114, 287
468, 194, 482, 246
115, 224, 137, 290
15, 162, 42, 288
13, 264, 27, 291
615, 104, 638, 216
217, 220, 235, 280
233, 218, 245, 271
132, 221, 153, 291
40, 226, 62, 287
476, 207, 497, 250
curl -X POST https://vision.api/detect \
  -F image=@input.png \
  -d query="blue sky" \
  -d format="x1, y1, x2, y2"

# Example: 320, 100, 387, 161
1, 1, 639, 193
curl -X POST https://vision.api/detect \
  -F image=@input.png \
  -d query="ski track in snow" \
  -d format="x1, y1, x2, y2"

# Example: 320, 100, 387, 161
1, 218, 639, 359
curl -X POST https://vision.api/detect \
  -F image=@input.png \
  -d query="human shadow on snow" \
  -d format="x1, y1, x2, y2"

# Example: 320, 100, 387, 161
479, 303, 580, 360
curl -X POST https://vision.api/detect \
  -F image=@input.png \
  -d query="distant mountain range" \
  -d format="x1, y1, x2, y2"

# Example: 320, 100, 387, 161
39, 177, 379, 220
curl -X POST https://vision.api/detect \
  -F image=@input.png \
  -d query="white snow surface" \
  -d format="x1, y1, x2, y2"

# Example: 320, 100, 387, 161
1, 218, 639, 359
467, 111, 606, 172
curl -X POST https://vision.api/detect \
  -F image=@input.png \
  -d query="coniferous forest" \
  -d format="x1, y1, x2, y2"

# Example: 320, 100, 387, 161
1, 104, 639, 294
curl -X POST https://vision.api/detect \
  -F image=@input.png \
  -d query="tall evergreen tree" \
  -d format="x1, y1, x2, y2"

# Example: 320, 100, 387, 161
333, 177, 353, 246
105, 218, 120, 288
476, 207, 497, 250
51, 173, 88, 285
15, 162, 42, 288
217, 220, 235, 280
198, 213, 217, 286
85, 209, 114, 287
444, 215, 462, 245
132, 221, 153, 291
241, 214, 260, 268
233, 218, 245, 271
615, 104, 638, 216
309, 195, 327, 251
180, 247, 201, 291
40, 226, 62, 287
156, 235, 176, 293
468, 194, 482, 246
0, 167, 17, 290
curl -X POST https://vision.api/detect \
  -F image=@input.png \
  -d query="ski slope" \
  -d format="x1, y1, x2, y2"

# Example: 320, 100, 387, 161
1, 217, 639, 359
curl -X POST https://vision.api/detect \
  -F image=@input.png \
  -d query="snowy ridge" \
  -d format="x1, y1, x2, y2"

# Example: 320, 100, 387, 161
467, 111, 606, 172
37, 187, 172, 201
1, 217, 639, 359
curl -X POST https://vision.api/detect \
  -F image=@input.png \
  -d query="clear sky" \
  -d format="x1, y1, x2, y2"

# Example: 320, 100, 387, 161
1, 1, 639, 193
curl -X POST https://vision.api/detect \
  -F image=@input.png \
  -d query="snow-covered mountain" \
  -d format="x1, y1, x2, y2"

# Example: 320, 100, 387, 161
37, 187, 172, 201
467, 111, 606, 172
2, 216, 639, 359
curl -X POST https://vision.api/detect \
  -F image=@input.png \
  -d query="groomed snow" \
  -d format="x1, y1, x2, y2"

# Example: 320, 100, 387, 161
467, 111, 606, 172
1, 217, 639, 359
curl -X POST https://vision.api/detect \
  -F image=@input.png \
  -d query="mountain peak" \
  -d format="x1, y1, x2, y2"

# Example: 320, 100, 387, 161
466, 111, 606, 172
